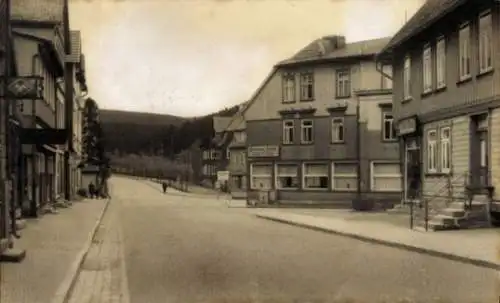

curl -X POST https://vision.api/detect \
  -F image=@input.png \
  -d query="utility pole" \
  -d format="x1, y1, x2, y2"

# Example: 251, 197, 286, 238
355, 95, 362, 204
0, 0, 25, 261
0, 0, 10, 252
63, 0, 73, 201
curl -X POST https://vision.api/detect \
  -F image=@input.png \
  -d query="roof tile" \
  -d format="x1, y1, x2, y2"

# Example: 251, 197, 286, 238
381, 0, 466, 54
11, 0, 64, 23
278, 37, 390, 66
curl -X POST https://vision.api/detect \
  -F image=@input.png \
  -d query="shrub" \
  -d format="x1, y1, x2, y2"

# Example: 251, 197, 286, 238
77, 188, 88, 197
352, 198, 375, 211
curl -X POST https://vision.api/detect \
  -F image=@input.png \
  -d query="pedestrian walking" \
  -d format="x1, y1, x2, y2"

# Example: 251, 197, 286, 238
162, 181, 168, 194
88, 182, 96, 199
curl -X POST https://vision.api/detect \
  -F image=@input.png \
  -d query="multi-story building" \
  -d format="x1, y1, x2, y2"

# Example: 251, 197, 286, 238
68, 30, 86, 197
11, 0, 86, 214
12, 17, 67, 216
200, 147, 220, 186
241, 35, 401, 206
225, 108, 247, 199
378, 0, 500, 229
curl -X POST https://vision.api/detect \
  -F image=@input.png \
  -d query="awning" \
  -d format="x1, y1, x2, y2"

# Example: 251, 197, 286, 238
20, 128, 67, 145
36, 144, 58, 154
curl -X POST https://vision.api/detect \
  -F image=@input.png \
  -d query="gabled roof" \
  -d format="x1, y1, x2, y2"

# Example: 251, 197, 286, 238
239, 36, 390, 119
11, 0, 64, 23
213, 116, 233, 134
379, 0, 467, 56
277, 37, 390, 67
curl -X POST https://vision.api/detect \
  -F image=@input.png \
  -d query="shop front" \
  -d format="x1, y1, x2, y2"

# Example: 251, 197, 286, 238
396, 116, 422, 203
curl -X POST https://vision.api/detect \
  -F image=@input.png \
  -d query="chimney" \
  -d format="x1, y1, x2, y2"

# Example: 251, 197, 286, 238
317, 40, 327, 56
323, 35, 346, 51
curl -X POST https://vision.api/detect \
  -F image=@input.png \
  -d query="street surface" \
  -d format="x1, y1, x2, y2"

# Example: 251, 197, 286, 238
69, 176, 499, 303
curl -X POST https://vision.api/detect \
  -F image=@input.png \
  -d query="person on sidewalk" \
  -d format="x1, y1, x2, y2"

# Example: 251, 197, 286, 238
162, 181, 168, 194
88, 182, 96, 199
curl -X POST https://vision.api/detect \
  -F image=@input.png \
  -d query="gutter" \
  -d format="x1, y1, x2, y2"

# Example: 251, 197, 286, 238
275, 54, 376, 69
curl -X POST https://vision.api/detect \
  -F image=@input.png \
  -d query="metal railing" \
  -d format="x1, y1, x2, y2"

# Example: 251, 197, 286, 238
410, 169, 498, 231
409, 172, 467, 231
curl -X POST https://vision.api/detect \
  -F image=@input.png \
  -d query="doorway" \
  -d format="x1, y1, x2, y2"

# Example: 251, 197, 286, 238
470, 114, 489, 188
404, 138, 421, 201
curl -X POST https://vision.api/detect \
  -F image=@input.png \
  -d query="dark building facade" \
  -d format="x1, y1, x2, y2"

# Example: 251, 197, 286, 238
378, 0, 500, 229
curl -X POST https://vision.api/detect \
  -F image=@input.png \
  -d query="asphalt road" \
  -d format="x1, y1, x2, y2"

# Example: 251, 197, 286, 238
111, 176, 498, 303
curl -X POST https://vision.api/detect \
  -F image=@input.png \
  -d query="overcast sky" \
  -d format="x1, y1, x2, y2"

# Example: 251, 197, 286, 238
69, 0, 424, 117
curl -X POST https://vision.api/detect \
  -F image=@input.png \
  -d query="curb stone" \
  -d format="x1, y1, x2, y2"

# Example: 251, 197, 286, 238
50, 197, 112, 303
256, 214, 500, 271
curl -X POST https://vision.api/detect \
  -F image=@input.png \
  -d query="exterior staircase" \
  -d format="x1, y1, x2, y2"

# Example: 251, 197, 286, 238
404, 171, 497, 231
420, 197, 491, 231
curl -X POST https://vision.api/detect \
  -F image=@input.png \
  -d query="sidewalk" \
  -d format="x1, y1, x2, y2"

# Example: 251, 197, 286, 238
0, 198, 110, 303
255, 209, 500, 270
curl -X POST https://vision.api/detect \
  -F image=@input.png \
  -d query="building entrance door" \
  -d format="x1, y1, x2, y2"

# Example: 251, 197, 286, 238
470, 114, 489, 188
404, 138, 421, 202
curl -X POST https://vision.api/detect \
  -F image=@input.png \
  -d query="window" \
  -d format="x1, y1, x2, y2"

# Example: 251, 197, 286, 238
250, 163, 272, 189
210, 150, 221, 160
331, 117, 344, 143
436, 37, 446, 88
371, 162, 402, 192
234, 131, 246, 143
299, 73, 314, 100
403, 56, 411, 99
303, 163, 329, 189
301, 119, 314, 144
241, 151, 246, 167
382, 65, 393, 89
459, 24, 471, 79
282, 74, 295, 103
336, 69, 350, 98
332, 162, 357, 191
382, 113, 396, 141
440, 127, 451, 173
282, 120, 294, 144
479, 12, 493, 73
427, 130, 437, 173
275, 164, 299, 189
422, 45, 432, 93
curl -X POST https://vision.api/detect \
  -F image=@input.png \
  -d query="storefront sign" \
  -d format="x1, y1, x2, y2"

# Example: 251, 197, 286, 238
247, 145, 279, 158
397, 117, 417, 136
0, 76, 43, 99
217, 170, 229, 182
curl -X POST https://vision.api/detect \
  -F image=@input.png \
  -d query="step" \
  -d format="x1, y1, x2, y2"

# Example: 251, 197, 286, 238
0, 248, 26, 263
448, 201, 487, 211
441, 208, 465, 218
15, 219, 27, 231
415, 221, 457, 231
429, 214, 456, 226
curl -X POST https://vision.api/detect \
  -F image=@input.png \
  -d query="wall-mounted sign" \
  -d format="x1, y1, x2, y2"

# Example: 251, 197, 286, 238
247, 145, 279, 158
0, 76, 43, 99
217, 170, 229, 182
397, 117, 418, 136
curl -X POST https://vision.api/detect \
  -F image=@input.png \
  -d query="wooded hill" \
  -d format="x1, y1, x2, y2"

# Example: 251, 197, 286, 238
100, 106, 240, 157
